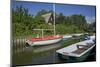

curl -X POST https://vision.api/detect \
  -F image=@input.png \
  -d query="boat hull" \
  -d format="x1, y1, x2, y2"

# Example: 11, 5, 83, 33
26, 38, 62, 46
57, 45, 95, 62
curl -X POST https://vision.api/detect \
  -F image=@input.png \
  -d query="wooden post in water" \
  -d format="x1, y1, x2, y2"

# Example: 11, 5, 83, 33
12, 38, 15, 54
23, 37, 25, 52
15, 38, 17, 54
14, 38, 16, 53
17, 38, 19, 53
22, 37, 24, 52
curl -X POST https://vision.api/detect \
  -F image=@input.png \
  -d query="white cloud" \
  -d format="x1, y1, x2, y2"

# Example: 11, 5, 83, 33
86, 16, 96, 24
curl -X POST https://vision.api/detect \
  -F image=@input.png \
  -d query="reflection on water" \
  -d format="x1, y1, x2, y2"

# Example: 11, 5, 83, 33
29, 38, 69, 64
31, 38, 95, 65
31, 46, 96, 65
33, 41, 62, 53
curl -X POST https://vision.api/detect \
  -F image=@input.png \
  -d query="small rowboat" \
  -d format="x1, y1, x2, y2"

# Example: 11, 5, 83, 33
26, 35, 63, 46
56, 35, 95, 62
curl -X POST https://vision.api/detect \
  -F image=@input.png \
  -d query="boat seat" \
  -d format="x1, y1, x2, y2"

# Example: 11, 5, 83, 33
72, 48, 85, 54
76, 45, 85, 49
72, 44, 92, 54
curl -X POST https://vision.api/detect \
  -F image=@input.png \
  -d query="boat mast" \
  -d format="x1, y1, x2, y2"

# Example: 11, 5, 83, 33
53, 4, 56, 36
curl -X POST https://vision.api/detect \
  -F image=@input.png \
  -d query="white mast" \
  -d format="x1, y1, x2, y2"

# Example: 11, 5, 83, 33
53, 4, 56, 36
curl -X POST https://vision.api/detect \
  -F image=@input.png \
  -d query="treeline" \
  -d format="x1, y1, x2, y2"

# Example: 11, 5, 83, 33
12, 6, 95, 37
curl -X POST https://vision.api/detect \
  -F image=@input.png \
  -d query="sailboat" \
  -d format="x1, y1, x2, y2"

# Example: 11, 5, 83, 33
26, 35, 63, 46
26, 4, 63, 46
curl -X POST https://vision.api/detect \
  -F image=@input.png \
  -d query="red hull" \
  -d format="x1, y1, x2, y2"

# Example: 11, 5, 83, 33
28, 35, 63, 42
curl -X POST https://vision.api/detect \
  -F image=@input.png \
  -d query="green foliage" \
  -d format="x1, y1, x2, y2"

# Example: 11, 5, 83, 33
12, 5, 95, 37
56, 24, 84, 34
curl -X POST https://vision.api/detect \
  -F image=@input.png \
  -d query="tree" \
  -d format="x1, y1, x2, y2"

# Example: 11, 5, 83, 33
56, 13, 66, 24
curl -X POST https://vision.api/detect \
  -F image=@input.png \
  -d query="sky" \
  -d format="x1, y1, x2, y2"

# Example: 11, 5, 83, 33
55, 4, 96, 23
12, 1, 96, 23
12, 1, 53, 16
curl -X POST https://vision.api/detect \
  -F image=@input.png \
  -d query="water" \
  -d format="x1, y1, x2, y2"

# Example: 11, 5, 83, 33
28, 38, 69, 64
31, 44, 96, 65
12, 37, 96, 66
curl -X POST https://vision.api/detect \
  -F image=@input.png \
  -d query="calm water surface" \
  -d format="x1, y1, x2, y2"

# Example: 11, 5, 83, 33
13, 38, 96, 66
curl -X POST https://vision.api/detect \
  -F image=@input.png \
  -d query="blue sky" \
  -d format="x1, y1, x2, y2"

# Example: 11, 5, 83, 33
55, 4, 96, 23
12, 1, 53, 16
12, 1, 96, 23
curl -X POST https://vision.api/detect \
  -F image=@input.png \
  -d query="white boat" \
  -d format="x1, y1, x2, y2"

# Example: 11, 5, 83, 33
26, 35, 63, 46
63, 35, 72, 39
72, 33, 84, 37
56, 36, 95, 62
90, 35, 95, 40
